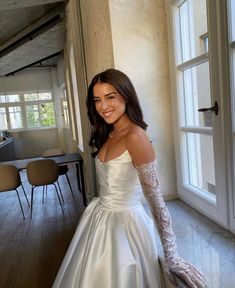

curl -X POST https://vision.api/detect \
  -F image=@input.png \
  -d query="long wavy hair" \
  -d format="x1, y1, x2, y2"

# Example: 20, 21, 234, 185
86, 68, 147, 156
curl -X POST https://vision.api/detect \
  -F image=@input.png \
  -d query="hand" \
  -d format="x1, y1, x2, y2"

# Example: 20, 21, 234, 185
165, 256, 206, 288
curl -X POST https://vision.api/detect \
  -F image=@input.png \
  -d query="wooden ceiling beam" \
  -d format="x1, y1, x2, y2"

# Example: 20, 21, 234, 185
0, 0, 65, 11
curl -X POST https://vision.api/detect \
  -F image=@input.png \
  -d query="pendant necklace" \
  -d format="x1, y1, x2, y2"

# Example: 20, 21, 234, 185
109, 122, 131, 138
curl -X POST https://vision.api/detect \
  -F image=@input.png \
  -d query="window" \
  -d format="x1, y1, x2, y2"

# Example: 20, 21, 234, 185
61, 89, 70, 128
0, 91, 56, 130
171, 0, 216, 197
9, 106, 23, 129
167, 0, 233, 227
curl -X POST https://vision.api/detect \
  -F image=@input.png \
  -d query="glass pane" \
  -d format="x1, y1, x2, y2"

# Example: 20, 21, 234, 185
186, 132, 216, 196
183, 61, 212, 127
38, 92, 52, 100
9, 106, 23, 129
26, 105, 39, 127
229, 0, 235, 41
0, 94, 20, 103
24, 92, 52, 101
24, 93, 38, 101
40, 103, 56, 127
178, 0, 208, 62
0, 107, 7, 130
62, 100, 70, 126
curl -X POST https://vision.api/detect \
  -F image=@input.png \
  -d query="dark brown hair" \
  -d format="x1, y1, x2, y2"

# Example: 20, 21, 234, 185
86, 68, 147, 155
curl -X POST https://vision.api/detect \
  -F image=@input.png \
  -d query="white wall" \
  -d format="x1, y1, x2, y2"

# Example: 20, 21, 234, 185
11, 128, 59, 159
0, 68, 65, 158
0, 69, 52, 92
109, 0, 176, 198
71, 0, 176, 199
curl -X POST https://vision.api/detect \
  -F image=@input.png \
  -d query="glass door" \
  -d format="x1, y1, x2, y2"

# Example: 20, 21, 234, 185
169, 0, 229, 226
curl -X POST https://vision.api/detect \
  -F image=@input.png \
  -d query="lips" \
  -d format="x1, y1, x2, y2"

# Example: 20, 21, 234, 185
102, 111, 113, 118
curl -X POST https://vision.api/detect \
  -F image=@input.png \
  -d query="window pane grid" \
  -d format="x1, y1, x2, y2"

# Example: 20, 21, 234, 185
9, 106, 23, 129
0, 90, 56, 130
174, 0, 215, 199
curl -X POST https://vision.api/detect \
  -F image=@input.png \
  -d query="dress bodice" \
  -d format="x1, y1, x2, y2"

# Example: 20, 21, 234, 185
95, 150, 143, 209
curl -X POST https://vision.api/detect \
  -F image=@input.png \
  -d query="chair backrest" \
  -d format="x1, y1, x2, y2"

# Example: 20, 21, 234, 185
26, 159, 58, 186
42, 148, 65, 158
0, 165, 21, 192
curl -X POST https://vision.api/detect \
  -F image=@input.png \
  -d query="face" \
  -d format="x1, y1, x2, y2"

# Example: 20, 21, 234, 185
93, 82, 127, 125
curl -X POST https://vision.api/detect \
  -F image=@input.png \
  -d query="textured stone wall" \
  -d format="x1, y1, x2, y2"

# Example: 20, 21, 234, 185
109, 0, 176, 198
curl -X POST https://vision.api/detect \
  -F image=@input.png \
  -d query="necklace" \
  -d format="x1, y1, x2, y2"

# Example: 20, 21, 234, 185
109, 122, 131, 138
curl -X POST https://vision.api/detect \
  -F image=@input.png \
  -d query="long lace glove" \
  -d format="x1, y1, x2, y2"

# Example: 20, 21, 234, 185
136, 160, 205, 288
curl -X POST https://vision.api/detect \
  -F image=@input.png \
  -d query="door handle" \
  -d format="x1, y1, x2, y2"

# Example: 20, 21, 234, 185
198, 101, 219, 115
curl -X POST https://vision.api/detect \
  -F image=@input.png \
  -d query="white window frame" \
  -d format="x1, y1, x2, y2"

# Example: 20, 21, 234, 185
166, 0, 230, 227
0, 90, 57, 131
173, 0, 213, 202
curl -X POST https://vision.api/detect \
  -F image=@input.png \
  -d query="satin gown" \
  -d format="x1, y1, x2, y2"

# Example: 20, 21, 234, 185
53, 150, 164, 288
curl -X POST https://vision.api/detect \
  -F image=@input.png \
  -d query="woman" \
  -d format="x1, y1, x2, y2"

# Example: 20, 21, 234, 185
53, 69, 205, 288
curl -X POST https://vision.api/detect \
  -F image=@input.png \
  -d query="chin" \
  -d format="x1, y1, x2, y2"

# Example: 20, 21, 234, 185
104, 119, 114, 125
102, 116, 115, 124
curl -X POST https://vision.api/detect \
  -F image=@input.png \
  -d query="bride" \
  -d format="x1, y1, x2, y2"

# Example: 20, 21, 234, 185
53, 68, 205, 288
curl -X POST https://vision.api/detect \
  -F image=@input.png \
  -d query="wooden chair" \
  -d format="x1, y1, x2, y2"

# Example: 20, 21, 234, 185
0, 165, 30, 219
42, 148, 75, 200
26, 159, 64, 218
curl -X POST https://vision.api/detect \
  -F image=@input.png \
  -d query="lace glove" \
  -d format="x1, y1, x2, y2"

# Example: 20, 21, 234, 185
136, 160, 205, 288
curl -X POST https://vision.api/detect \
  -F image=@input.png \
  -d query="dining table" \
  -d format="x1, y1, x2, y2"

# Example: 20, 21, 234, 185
0, 152, 86, 206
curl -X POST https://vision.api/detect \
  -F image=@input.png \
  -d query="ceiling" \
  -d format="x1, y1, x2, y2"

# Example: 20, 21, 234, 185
0, 0, 66, 77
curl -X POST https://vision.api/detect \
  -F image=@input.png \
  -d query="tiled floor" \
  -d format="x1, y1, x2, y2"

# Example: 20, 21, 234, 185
165, 200, 235, 288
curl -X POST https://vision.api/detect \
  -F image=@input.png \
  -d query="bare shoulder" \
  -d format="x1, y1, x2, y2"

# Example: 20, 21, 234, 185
125, 125, 155, 166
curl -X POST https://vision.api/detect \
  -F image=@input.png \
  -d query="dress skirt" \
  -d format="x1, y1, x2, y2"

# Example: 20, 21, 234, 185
52, 198, 165, 288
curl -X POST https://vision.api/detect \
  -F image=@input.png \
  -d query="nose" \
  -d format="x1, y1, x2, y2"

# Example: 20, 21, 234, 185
101, 100, 109, 110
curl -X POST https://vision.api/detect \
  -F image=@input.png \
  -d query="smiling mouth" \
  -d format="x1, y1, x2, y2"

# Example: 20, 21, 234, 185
103, 111, 113, 117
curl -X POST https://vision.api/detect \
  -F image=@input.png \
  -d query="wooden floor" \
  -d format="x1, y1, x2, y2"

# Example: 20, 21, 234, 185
0, 164, 85, 288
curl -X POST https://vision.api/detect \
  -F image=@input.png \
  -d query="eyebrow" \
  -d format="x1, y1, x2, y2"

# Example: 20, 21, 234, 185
93, 91, 117, 98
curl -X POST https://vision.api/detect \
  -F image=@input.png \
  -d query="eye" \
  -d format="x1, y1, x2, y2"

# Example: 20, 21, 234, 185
107, 95, 115, 100
94, 98, 100, 104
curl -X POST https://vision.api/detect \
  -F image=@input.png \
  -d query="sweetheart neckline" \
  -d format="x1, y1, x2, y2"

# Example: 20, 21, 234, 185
96, 150, 129, 164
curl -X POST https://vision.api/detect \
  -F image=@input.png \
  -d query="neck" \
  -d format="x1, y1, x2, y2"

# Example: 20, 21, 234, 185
113, 115, 130, 131
109, 119, 131, 138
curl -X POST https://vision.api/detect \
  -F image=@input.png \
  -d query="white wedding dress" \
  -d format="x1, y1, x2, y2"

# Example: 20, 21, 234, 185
53, 150, 165, 288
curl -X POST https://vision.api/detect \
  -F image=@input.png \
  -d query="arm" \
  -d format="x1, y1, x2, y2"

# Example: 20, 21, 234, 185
126, 128, 205, 288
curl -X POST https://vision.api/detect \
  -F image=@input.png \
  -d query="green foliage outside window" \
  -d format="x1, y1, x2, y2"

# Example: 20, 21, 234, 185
41, 103, 56, 126
26, 105, 39, 128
